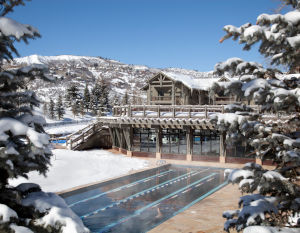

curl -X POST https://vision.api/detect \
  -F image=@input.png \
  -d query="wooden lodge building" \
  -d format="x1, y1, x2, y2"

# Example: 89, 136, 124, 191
91, 71, 263, 165
142, 72, 237, 106
69, 71, 263, 165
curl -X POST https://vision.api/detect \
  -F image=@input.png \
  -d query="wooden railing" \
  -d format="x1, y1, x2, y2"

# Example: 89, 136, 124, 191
66, 122, 103, 150
151, 96, 172, 101
112, 105, 260, 119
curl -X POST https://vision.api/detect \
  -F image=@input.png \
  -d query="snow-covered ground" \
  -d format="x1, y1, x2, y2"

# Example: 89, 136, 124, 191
9, 149, 149, 192
45, 121, 93, 135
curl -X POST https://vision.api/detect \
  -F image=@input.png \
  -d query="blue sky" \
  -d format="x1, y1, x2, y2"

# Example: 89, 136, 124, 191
10, 0, 281, 71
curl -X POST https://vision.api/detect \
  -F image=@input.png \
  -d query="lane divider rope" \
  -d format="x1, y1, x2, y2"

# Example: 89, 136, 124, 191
96, 173, 217, 233
68, 169, 173, 207
81, 168, 210, 219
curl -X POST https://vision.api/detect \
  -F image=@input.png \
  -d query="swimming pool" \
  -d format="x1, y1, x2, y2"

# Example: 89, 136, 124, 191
61, 165, 227, 233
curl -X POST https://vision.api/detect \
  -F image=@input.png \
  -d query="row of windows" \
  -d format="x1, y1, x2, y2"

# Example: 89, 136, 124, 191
114, 128, 254, 158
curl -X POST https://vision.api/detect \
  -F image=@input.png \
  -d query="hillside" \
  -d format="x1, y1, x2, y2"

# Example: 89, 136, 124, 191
4, 54, 215, 103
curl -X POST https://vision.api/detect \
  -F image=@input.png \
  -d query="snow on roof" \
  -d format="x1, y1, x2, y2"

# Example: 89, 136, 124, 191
155, 71, 221, 91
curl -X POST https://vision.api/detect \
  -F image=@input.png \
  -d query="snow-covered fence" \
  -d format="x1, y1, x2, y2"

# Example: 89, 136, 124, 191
45, 119, 94, 127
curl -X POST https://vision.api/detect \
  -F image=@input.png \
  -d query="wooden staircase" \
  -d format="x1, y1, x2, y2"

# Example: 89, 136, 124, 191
66, 122, 111, 150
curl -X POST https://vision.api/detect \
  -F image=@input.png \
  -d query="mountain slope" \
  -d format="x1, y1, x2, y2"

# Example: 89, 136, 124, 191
5, 54, 215, 103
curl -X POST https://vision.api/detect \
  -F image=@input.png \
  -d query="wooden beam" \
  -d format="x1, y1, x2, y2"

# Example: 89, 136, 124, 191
123, 126, 133, 151
186, 126, 193, 161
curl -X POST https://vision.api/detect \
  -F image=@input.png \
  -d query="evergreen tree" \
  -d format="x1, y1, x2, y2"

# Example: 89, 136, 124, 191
90, 81, 101, 114
49, 98, 55, 119
65, 83, 80, 108
123, 91, 129, 105
71, 102, 79, 117
56, 94, 65, 120
112, 94, 120, 106
83, 83, 90, 112
43, 102, 48, 116
89, 78, 110, 115
79, 99, 85, 117
98, 78, 110, 112
214, 1, 300, 231
0, 2, 88, 232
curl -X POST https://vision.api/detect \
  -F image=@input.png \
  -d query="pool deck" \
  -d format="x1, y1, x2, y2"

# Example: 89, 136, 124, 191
148, 182, 240, 233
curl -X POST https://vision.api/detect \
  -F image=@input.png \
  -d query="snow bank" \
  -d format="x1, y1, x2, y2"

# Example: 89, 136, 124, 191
228, 169, 254, 183
9, 224, 34, 233
244, 226, 300, 233
22, 192, 89, 233
9, 149, 149, 192
45, 122, 92, 135
0, 204, 18, 223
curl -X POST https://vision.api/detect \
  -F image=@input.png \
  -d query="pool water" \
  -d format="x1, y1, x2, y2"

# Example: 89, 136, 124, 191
61, 165, 227, 233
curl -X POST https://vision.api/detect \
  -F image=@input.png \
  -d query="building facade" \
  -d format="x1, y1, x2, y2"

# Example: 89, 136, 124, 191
141, 72, 239, 106
100, 72, 263, 165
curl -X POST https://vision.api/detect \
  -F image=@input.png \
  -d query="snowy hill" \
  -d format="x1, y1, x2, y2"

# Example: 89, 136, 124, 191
5, 54, 215, 103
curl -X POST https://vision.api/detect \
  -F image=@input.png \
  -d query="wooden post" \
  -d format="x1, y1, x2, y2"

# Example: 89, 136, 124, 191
108, 127, 116, 148
222, 105, 224, 114
158, 105, 160, 118
205, 105, 208, 119
115, 128, 123, 150
186, 127, 193, 161
156, 127, 162, 160
172, 81, 175, 105
148, 83, 151, 105
219, 132, 226, 163
143, 105, 146, 117
188, 106, 191, 118
123, 126, 133, 156
172, 106, 175, 118
128, 105, 131, 117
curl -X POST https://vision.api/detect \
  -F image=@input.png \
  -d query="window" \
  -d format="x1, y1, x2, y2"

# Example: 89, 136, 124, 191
192, 130, 219, 156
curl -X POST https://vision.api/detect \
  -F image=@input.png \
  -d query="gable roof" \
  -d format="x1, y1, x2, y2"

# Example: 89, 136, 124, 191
142, 71, 222, 91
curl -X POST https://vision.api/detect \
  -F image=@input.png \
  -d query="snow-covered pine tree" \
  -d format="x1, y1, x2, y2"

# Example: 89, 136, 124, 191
43, 102, 48, 116
0, 1, 88, 232
71, 102, 79, 117
56, 94, 64, 120
98, 77, 110, 113
79, 99, 85, 117
90, 81, 101, 115
112, 94, 120, 106
83, 83, 90, 112
49, 98, 55, 119
214, 1, 300, 232
65, 83, 80, 108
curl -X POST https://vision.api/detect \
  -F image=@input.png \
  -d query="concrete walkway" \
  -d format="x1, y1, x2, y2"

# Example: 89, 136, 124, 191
149, 183, 240, 233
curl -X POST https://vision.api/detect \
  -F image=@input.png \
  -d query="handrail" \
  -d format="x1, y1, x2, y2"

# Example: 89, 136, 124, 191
66, 122, 103, 150
112, 105, 261, 119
